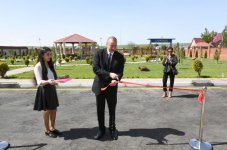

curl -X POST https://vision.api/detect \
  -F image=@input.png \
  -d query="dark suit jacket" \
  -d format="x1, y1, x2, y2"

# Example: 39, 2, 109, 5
92, 49, 125, 95
162, 54, 178, 73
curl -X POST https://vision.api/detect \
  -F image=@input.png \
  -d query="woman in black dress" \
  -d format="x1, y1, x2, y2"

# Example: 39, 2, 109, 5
34, 47, 60, 138
162, 47, 178, 98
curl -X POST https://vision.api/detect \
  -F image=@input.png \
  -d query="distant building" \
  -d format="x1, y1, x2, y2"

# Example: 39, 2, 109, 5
188, 33, 222, 49
0, 46, 28, 56
185, 33, 226, 59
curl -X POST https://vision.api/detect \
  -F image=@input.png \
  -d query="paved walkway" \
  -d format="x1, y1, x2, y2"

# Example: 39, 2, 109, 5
5, 67, 34, 76
0, 89, 226, 150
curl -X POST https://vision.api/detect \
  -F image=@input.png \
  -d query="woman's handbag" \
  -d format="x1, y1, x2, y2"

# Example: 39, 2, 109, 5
171, 66, 178, 75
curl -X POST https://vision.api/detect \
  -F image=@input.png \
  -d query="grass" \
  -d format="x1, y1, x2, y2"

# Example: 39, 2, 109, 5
64, 59, 87, 65
7, 58, 227, 79
5, 59, 35, 66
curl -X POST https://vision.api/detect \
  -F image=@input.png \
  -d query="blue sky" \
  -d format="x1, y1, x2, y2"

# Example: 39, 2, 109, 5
0, 0, 226, 46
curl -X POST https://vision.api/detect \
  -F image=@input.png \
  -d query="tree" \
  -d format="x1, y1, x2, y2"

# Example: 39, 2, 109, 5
128, 42, 136, 49
25, 59, 29, 66
189, 50, 192, 57
174, 43, 185, 64
10, 58, 15, 65
213, 49, 220, 63
201, 28, 215, 43
0, 62, 9, 78
161, 45, 167, 51
180, 47, 185, 64
174, 43, 180, 63
204, 51, 208, 58
195, 51, 198, 58
192, 60, 203, 77
51, 46, 57, 66
222, 26, 227, 47
201, 28, 215, 58
58, 58, 62, 66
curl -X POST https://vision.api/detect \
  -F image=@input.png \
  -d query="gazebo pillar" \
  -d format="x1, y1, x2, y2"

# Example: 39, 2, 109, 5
54, 43, 59, 58
59, 43, 63, 57
72, 43, 75, 54
62, 43, 66, 55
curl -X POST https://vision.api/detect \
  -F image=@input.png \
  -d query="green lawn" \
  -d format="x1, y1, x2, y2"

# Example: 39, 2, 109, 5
64, 60, 87, 65
8, 58, 227, 79
3, 59, 35, 66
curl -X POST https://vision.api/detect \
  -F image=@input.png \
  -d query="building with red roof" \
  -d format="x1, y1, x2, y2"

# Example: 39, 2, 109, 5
185, 33, 224, 59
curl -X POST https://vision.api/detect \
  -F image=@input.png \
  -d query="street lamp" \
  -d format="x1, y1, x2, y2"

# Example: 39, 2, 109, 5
100, 37, 102, 48
38, 38, 41, 48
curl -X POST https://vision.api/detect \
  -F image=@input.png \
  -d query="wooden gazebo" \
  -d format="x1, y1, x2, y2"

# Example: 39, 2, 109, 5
54, 34, 97, 57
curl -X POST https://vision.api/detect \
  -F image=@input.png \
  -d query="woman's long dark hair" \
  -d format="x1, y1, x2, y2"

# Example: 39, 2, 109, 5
34, 47, 57, 85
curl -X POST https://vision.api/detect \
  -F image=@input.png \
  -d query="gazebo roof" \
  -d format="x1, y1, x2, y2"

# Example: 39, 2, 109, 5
54, 34, 96, 43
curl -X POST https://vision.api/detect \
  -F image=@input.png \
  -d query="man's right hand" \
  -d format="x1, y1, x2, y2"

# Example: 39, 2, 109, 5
110, 73, 118, 79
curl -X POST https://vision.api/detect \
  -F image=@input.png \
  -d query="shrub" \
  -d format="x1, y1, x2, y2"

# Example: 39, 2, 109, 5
131, 55, 138, 61
62, 54, 66, 59
214, 49, 220, 63
65, 57, 70, 62
204, 51, 207, 58
159, 55, 164, 61
88, 59, 92, 65
69, 56, 74, 61
58, 58, 62, 65
25, 59, 29, 66
0, 62, 9, 78
195, 51, 198, 58
144, 55, 150, 62
57, 55, 61, 59
189, 50, 192, 57
85, 56, 92, 65
74, 56, 78, 61
192, 59, 203, 77
10, 59, 15, 65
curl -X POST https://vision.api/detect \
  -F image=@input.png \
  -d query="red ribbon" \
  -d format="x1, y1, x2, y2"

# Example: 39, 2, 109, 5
55, 78, 72, 83
101, 80, 205, 103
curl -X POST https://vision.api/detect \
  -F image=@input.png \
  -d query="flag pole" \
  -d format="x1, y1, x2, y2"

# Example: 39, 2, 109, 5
189, 86, 212, 150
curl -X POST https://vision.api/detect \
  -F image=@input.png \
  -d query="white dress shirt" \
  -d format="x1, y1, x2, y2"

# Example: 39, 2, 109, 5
34, 62, 55, 86
107, 49, 114, 62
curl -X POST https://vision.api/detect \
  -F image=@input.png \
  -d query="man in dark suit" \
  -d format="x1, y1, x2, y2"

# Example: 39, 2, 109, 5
92, 36, 125, 140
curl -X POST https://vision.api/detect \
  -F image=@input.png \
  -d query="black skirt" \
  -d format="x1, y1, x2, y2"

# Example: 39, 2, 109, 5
34, 85, 59, 111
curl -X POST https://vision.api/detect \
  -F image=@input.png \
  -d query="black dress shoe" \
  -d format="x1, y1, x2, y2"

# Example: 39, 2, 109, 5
94, 131, 105, 140
45, 131, 57, 138
110, 129, 118, 140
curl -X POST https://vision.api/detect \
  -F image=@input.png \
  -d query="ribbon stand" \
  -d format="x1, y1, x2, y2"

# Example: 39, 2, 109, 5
189, 86, 212, 150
